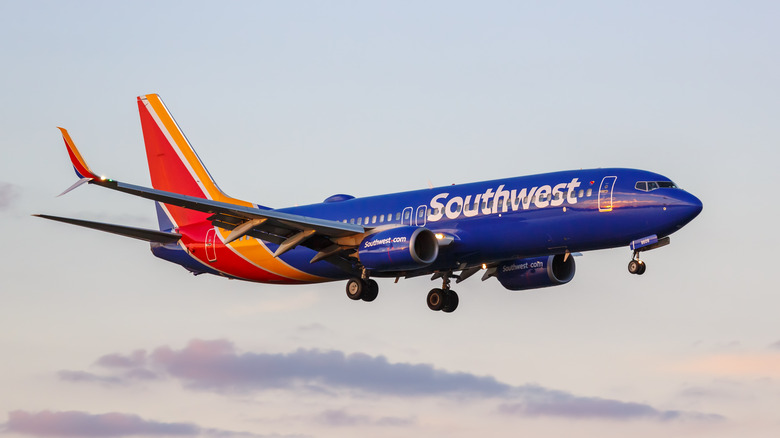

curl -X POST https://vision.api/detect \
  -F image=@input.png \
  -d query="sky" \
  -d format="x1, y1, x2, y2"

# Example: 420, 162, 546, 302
1, 0, 779, 437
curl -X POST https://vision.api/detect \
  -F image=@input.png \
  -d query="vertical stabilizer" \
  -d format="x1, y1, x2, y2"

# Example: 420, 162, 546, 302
137, 94, 254, 227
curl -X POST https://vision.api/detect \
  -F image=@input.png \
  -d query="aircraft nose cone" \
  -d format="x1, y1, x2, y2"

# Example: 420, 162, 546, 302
670, 191, 703, 227
682, 192, 703, 218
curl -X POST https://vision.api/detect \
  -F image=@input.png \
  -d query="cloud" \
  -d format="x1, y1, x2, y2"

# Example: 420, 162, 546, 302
3, 411, 275, 438
61, 339, 722, 422
770, 340, 780, 350
498, 386, 724, 421
314, 410, 415, 427
0, 182, 19, 211
96, 350, 148, 368
5, 410, 198, 437
149, 339, 511, 397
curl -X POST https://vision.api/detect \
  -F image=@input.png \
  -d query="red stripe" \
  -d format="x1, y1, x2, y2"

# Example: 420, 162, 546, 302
179, 222, 299, 283
138, 99, 209, 226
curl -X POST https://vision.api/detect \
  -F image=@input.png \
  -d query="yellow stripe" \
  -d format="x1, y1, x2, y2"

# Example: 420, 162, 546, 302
143, 94, 254, 207
58, 127, 94, 176
141, 95, 324, 282
217, 228, 326, 282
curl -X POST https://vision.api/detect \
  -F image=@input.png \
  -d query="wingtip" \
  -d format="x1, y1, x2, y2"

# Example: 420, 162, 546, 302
58, 128, 99, 180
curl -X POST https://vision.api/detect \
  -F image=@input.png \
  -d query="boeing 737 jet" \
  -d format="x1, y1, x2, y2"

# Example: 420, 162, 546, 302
36, 94, 703, 313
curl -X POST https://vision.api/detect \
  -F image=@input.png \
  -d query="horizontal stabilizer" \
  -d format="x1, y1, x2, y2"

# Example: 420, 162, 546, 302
34, 214, 182, 244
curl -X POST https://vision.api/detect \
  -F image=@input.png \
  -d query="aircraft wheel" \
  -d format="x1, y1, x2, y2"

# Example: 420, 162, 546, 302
636, 260, 646, 275
362, 279, 379, 302
427, 288, 445, 311
346, 278, 364, 300
442, 290, 459, 313
628, 260, 641, 275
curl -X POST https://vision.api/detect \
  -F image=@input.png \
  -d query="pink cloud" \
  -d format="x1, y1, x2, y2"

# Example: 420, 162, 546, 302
59, 339, 723, 422
5, 410, 197, 436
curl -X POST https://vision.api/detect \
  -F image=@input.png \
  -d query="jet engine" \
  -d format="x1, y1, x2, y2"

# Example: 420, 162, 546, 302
495, 254, 576, 291
358, 226, 439, 272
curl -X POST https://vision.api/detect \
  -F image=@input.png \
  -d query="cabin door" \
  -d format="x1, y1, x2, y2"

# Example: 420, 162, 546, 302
205, 228, 218, 262
598, 176, 617, 212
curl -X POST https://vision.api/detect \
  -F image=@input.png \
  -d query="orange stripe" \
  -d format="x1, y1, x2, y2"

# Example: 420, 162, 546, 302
58, 127, 97, 179
142, 95, 325, 282
216, 227, 326, 282
143, 95, 253, 207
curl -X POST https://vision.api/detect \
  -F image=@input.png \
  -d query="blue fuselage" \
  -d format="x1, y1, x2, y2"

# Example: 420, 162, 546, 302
266, 168, 702, 279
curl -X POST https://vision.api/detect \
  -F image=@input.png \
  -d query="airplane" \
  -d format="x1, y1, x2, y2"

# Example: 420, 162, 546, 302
36, 94, 703, 313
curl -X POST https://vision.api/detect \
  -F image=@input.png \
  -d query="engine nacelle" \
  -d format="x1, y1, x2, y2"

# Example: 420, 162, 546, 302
495, 254, 576, 291
358, 226, 439, 272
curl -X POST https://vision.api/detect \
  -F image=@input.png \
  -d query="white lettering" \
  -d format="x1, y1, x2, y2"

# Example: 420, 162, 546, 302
445, 196, 463, 220
429, 193, 448, 221
426, 177, 585, 222
534, 185, 551, 208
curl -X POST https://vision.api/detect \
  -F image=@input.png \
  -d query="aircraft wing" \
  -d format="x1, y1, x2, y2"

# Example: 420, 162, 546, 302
99, 179, 365, 238
34, 214, 182, 244
52, 127, 368, 264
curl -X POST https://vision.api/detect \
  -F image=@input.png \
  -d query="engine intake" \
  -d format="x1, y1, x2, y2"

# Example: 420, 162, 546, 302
358, 226, 439, 272
495, 254, 576, 291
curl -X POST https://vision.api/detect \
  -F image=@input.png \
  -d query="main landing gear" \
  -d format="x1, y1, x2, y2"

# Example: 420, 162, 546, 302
427, 274, 459, 313
627, 251, 647, 275
345, 277, 379, 302
345, 272, 460, 313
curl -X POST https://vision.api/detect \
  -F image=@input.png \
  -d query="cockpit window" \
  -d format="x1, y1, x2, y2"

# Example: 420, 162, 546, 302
636, 180, 677, 192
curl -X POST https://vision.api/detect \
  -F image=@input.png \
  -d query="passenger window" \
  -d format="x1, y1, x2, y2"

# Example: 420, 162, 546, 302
396, 212, 401, 221
586, 189, 592, 197
349, 218, 355, 224
514, 197, 520, 206
578, 189, 584, 198
379, 215, 384, 223
364, 216, 369, 224
418, 209, 425, 218
371, 215, 377, 224
403, 211, 410, 220
357, 217, 362, 225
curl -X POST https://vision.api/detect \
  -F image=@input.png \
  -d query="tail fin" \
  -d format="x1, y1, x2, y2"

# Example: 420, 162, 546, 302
137, 94, 254, 227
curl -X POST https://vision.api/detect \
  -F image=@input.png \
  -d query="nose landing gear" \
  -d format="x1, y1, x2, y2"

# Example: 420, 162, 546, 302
628, 252, 646, 275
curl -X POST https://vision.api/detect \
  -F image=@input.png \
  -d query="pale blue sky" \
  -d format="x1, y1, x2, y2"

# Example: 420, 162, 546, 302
1, 1, 779, 437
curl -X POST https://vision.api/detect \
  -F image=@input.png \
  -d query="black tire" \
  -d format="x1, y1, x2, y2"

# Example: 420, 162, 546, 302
442, 290, 459, 313
637, 261, 646, 275
427, 288, 445, 311
628, 260, 641, 275
346, 278, 364, 300
362, 279, 379, 302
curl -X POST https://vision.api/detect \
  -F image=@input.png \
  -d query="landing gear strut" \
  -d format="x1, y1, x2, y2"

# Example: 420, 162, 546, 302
627, 251, 646, 275
427, 273, 459, 313
346, 277, 379, 302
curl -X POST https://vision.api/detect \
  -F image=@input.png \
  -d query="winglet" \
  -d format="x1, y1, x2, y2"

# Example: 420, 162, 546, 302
58, 127, 99, 180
